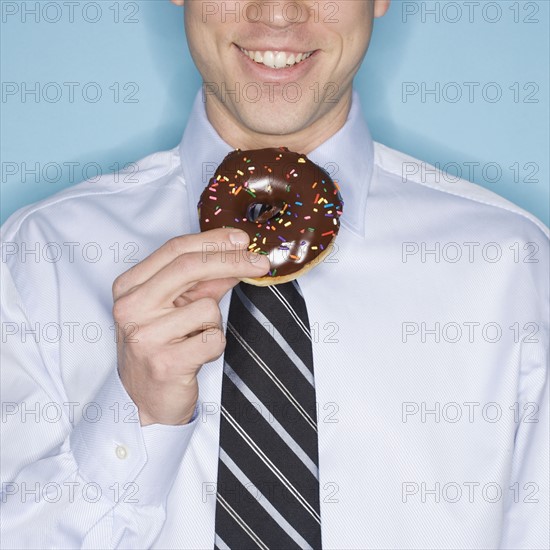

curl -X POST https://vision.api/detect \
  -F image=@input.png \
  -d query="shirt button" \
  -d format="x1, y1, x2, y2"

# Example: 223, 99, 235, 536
115, 445, 128, 460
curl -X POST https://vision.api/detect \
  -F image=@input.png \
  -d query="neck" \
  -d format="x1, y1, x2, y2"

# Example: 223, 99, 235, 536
204, 90, 353, 154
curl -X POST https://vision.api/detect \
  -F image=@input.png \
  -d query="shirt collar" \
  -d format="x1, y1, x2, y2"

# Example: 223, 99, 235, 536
179, 89, 374, 237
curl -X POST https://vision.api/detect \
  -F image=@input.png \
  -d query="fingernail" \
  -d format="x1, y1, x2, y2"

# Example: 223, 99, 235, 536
229, 230, 249, 246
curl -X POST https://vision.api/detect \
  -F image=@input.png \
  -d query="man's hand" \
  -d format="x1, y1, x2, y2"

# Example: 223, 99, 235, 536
112, 228, 269, 426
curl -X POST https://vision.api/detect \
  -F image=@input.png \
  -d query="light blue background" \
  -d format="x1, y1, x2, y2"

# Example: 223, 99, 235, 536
2, 0, 549, 225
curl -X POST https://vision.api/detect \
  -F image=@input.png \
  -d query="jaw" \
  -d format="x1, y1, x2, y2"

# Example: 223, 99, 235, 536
203, 84, 354, 154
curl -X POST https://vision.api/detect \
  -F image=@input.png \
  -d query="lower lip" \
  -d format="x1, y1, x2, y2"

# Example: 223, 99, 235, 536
234, 45, 318, 82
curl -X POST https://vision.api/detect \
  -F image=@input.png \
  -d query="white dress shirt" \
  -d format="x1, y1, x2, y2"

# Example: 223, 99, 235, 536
1, 90, 548, 550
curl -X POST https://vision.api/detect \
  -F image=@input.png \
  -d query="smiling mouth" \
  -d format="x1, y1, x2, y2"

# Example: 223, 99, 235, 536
238, 47, 314, 69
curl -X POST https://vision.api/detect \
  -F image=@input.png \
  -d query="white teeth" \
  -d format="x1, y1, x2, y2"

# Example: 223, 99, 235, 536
274, 51, 287, 68
262, 50, 275, 68
239, 47, 313, 69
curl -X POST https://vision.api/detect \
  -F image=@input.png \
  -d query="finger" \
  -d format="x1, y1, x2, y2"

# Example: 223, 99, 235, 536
134, 249, 270, 309
113, 228, 250, 297
137, 297, 223, 344
173, 277, 239, 307
174, 326, 227, 368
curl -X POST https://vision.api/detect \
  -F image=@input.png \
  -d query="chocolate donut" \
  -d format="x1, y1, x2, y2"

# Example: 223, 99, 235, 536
198, 147, 344, 286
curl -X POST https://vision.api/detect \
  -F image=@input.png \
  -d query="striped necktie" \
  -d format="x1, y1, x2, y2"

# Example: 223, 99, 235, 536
215, 280, 322, 550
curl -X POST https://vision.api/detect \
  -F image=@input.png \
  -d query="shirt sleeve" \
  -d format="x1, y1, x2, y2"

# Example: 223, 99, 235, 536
499, 302, 549, 549
0, 261, 198, 549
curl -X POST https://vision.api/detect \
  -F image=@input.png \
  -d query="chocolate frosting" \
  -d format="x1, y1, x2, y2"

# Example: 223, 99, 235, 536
198, 147, 344, 278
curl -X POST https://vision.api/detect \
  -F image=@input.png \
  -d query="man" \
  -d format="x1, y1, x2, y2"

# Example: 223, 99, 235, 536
1, 1, 548, 548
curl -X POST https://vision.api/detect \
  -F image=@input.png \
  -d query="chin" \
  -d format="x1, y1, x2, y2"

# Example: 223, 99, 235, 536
234, 103, 317, 137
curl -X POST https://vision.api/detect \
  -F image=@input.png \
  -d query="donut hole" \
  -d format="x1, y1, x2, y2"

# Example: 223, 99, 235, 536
246, 202, 284, 223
